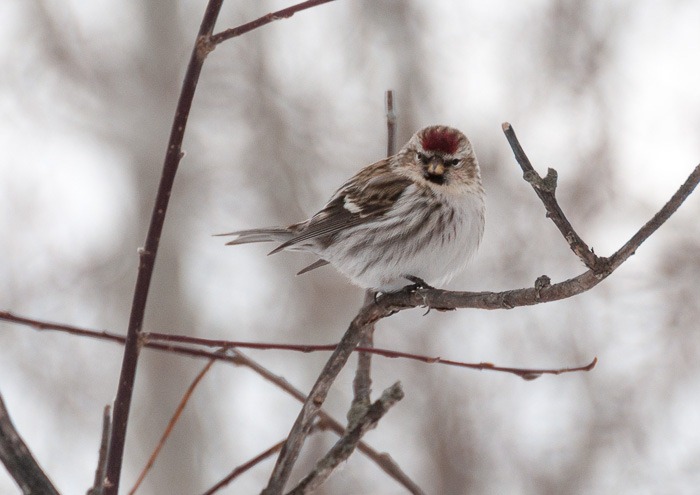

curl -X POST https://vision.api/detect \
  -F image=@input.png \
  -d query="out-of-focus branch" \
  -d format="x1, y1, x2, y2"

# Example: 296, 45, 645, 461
0, 393, 60, 495
203, 439, 286, 495
385, 90, 397, 157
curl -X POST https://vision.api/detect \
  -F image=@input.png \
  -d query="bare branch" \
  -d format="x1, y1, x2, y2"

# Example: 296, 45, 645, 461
0, 313, 423, 493
385, 90, 397, 157
129, 359, 217, 495
502, 122, 603, 270
103, 2, 225, 492
350, 90, 397, 432
203, 440, 286, 495
287, 383, 404, 494
87, 406, 111, 495
608, 163, 700, 269
210, 0, 338, 46
0, 393, 60, 495
262, 301, 383, 494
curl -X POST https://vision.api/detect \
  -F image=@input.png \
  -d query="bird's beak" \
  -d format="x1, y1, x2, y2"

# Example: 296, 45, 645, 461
426, 160, 445, 176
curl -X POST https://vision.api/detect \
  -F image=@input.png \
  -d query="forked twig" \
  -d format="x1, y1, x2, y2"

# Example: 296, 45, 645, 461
103, 1, 340, 493
0, 310, 424, 493
287, 383, 404, 494
261, 124, 700, 492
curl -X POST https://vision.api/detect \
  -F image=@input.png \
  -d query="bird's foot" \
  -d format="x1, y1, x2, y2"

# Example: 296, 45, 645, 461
403, 275, 435, 291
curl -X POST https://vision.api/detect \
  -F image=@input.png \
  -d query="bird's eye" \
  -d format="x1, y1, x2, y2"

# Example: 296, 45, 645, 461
417, 152, 429, 164
448, 158, 462, 168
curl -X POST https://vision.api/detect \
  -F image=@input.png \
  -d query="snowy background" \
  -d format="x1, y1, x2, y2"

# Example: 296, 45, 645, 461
1, 1, 700, 493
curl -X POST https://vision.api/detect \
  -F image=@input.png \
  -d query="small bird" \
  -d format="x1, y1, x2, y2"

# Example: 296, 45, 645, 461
219, 125, 485, 292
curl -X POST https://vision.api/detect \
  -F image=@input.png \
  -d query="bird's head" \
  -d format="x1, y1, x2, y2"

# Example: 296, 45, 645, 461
398, 125, 480, 189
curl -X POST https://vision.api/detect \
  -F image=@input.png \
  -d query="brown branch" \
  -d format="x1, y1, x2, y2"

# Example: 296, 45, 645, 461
104, 1, 346, 490
203, 439, 287, 495
0, 313, 423, 493
103, 2, 225, 493
128, 359, 217, 495
0, 393, 60, 495
209, 0, 338, 46
502, 122, 603, 270
608, 163, 700, 269
2, 125, 696, 492
287, 383, 404, 494
87, 405, 111, 495
262, 301, 382, 494
144, 332, 594, 379
203, 422, 330, 495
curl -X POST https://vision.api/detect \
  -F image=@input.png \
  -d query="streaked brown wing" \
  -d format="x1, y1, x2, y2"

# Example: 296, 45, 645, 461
269, 159, 411, 254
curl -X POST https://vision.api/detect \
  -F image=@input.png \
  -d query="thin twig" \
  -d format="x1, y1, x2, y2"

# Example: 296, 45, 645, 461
105, 1, 345, 489
350, 292, 375, 426
287, 383, 404, 494
350, 90, 397, 430
262, 300, 380, 494
0, 312, 423, 493
0, 393, 60, 495
385, 90, 397, 157
104, 2, 225, 493
0, 313, 594, 378
202, 422, 327, 495
608, 163, 700, 270
502, 122, 602, 270
87, 405, 112, 495
210, 0, 338, 46
128, 359, 217, 495
203, 440, 286, 495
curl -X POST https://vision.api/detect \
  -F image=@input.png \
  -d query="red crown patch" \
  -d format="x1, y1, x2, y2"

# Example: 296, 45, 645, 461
420, 127, 460, 154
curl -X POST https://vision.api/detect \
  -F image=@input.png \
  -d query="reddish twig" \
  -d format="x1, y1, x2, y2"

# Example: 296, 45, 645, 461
202, 439, 287, 495
0, 312, 423, 493
129, 359, 217, 494
144, 332, 595, 378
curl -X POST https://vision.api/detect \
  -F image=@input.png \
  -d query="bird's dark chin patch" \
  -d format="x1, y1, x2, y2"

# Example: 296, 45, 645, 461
424, 172, 446, 185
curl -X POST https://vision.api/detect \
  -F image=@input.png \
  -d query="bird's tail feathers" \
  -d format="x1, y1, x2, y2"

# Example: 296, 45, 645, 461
215, 227, 293, 246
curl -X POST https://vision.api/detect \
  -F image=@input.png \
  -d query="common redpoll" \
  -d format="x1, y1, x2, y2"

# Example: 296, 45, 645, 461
220, 125, 485, 292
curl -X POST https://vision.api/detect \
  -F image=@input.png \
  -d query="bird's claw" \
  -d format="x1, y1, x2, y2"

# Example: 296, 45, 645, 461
403, 275, 435, 291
